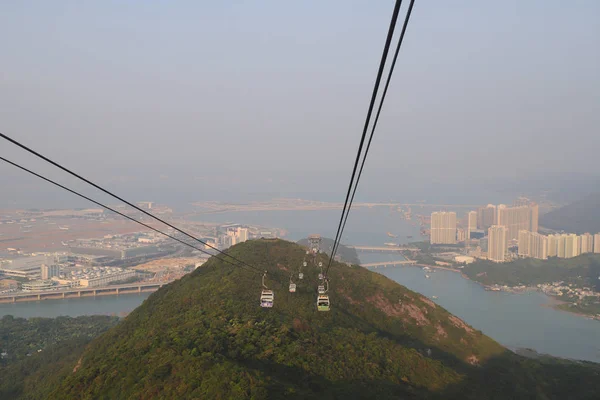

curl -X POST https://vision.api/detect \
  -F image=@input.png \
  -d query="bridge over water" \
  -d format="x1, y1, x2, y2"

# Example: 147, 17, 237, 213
0, 282, 171, 303
348, 245, 420, 253
361, 260, 417, 269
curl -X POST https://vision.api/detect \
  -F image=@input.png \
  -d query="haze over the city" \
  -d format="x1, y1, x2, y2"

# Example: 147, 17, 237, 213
1, 0, 599, 208
3, 3, 600, 399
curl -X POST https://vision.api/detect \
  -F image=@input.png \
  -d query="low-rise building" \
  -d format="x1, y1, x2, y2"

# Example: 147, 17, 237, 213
22, 280, 55, 291
78, 270, 137, 287
455, 255, 475, 264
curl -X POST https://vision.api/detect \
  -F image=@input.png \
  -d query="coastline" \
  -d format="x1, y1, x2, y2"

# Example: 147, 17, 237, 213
411, 263, 600, 321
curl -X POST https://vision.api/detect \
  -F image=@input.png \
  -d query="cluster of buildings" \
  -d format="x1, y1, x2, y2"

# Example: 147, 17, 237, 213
518, 231, 600, 260
200, 225, 268, 251
0, 251, 143, 292
537, 281, 599, 302
429, 198, 600, 263
221, 226, 249, 248
68, 232, 166, 260
0, 231, 169, 293
431, 201, 537, 243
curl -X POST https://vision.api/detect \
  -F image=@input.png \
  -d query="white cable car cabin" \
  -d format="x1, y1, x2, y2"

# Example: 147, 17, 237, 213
317, 295, 330, 311
289, 283, 297, 293
260, 290, 274, 308
299, 272, 304, 280
318, 285, 325, 294
260, 272, 274, 308
318, 273, 323, 280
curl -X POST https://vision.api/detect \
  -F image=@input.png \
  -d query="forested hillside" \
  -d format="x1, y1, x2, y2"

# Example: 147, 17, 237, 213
13, 239, 598, 399
0, 315, 119, 399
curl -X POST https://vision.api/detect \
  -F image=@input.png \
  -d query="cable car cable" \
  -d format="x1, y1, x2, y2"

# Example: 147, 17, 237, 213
325, 0, 404, 274
0, 156, 262, 274
326, 0, 416, 276
0, 132, 261, 272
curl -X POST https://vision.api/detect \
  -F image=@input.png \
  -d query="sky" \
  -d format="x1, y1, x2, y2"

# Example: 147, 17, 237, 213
1, 0, 599, 208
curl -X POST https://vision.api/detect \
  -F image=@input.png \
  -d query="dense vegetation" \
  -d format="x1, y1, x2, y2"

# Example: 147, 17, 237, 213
297, 237, 360, 264
41, 239, 600, 399
540, 192, 600, 233
462, 254, 600, 291
0, 315, 119, 399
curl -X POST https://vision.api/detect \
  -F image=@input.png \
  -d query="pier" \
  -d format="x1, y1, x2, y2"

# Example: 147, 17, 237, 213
0, 282, 170, 303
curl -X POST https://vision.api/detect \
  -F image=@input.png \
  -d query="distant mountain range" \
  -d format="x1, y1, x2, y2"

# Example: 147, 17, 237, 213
540, 192, 600, 233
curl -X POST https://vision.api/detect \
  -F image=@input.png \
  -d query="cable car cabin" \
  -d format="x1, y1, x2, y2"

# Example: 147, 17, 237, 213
299, 272, 304, 280
260, 290, 274, 308
289, 283, 297, 293
317, 295, 330, 311
318, 285, 325, 294
318, 273, 323, 280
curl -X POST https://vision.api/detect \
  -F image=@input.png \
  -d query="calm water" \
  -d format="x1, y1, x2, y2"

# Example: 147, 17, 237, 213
1, 207, 598, 363
193, 206, 427, 245
366, 257, 600, 363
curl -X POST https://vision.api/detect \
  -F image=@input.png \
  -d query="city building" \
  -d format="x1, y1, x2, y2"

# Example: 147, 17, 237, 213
220, 235, 232, 250
565, 234, 580, 258
488, 225, 507, 262
529, 232, 548, 260
430, 212, 457, 244
557, 234, 566, 258
220, 227, 250, 249
477, 205, 496, 230
226, 230, 238, 246
236, 227, 249, 243
456, 228, 466, 242
22, 280, 55, 291
496, 203, 538, 242
547, 234, 558, 257
530, 203, 539, 233
467, 211, 477, 240
518, 230, 530, 257
518, 231, 548, 260
455, 255, 475, 264
595, 233, 600, 254
78, 270, 137, 287
41, 264, 60, 280
0, 254, 53, 279
580, 233, 594, 254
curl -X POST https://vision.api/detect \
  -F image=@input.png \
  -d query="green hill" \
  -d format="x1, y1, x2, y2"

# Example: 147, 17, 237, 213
48, 239, 599, 399
541, 192, 600, 233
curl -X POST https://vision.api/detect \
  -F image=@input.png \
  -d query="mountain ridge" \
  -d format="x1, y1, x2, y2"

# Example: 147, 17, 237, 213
49, 239, 600, 399
541, 192, 600, 233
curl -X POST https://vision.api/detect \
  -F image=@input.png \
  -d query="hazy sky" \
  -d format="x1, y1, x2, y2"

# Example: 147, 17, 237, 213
1, 0, 599, 206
